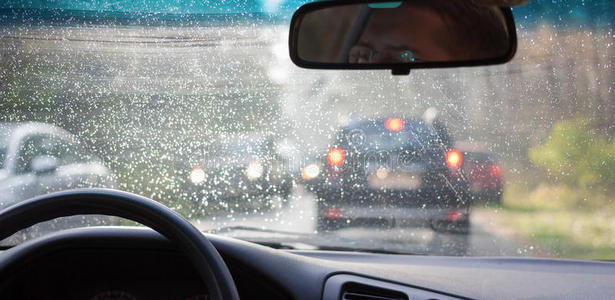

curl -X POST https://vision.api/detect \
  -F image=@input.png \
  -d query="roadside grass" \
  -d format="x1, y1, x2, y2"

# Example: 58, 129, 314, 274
481, 183, 615, 260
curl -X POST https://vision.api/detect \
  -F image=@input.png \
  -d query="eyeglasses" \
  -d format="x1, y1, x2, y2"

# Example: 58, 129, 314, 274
348, 45, 418, 63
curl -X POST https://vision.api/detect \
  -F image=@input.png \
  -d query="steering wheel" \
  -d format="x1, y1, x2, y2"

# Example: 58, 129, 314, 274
0, 189, 240, 300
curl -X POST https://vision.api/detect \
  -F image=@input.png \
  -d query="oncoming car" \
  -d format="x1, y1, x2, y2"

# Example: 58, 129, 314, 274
184, 134, 293, 211
311, 117, 471, 233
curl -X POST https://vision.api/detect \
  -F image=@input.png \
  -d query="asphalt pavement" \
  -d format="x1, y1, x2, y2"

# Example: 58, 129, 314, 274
196, 186, 532, 256
0, 186, 534, 256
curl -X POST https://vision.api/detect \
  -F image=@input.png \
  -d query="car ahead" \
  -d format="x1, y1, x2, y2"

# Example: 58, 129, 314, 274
311, 117, 471, 234
184, 134, 293, 212
459, 149, 503, 204
0, 122, 116, 208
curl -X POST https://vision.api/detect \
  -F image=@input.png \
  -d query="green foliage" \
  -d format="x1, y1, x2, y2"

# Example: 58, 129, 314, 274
529, 118, 615, 188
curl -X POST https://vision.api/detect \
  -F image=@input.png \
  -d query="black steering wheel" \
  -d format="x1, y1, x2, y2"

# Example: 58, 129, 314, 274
0, 189, 240, 300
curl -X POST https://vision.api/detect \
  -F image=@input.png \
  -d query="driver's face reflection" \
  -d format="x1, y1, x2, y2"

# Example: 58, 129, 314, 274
349, 5, 455, 63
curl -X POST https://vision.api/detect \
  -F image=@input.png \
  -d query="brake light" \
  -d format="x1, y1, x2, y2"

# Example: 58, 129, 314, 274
446, 149, 462, 168
325, 208, 342, 219
327, 147, 345, 166
490, 164, 501, 177
447, 210, 462, 222
385, 118, 404, 131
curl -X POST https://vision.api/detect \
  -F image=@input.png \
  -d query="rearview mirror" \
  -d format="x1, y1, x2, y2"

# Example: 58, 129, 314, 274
289, 0, 517, 75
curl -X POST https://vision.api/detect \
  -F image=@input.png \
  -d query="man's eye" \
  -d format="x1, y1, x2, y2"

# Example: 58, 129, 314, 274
348, 45, 373, 63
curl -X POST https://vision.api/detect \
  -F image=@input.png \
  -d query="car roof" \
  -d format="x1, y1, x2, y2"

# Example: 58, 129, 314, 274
0, 122, 19, 133
1, 121, 61, 131
342, 117, 427, 131
0, 122, 75, 142
0, 123, 19, 146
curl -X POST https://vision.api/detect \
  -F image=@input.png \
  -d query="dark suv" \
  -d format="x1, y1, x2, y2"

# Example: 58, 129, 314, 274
310, 118, 471, 234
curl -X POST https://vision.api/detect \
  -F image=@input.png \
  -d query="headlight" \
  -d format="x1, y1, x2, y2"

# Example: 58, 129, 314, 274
301, 163, 320, 180
190, 167, 207, 184
376, 167, 388, 179
246, 160, 264, 180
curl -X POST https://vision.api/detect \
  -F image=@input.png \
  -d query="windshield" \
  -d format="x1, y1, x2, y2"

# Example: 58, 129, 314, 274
0, 0, 614, 259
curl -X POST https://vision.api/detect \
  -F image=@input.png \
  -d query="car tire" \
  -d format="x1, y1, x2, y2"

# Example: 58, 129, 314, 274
316, 199, 344, 232
279, 188, 293, 208
432, 219, 470, 235
316, 216, 342, 232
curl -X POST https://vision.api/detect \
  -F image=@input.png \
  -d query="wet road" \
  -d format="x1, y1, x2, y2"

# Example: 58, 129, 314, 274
196, 186, 528, 256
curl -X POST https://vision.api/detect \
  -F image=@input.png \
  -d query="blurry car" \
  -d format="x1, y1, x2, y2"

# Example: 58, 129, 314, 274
272, 137, 322, 187
311, 117, 471, 234
0, 122, 116, 208
299, 158, 323, 185
185, 134, 293, 211
0, 122, 118, 241
460, 150, 503, 204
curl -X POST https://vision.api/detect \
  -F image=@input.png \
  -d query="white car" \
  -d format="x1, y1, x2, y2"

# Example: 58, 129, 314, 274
0, 122, 116, 207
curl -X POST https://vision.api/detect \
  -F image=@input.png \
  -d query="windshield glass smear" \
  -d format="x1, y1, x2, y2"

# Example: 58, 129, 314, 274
0, 0, 614, 259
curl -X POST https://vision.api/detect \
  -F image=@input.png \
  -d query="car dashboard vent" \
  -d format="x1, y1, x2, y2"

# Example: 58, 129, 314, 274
323, 274, 463, 300
341, 282, 408, 300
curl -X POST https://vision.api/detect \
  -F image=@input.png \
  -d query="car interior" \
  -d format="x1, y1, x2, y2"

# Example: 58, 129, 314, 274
1, 0, 614, 299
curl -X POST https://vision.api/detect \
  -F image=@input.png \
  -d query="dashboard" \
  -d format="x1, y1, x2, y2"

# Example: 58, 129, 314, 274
0, 229, 291, 300
1, 227, 615, 300
2, 249, 209, 299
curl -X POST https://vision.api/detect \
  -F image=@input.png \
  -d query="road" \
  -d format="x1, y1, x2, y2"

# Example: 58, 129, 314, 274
196, 186, 532, 256
0, 184, 536, 257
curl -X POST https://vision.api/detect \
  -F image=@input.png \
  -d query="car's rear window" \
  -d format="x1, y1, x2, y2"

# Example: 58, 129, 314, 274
340, 121, 434, 151
464, 152, 494, 162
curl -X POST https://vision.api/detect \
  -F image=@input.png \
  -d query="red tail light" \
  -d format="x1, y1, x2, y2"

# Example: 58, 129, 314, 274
490, 164, 501, 177
325, 208, 342, 219
446, 149, 463, 168
327, 147, 345, 166
447, 210, 462, 222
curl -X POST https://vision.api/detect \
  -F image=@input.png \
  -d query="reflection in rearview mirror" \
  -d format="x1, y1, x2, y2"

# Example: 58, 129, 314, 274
289, 0, 516, 73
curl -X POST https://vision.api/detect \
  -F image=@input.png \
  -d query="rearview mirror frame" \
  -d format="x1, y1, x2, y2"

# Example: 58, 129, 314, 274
288, 0, 518, 75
